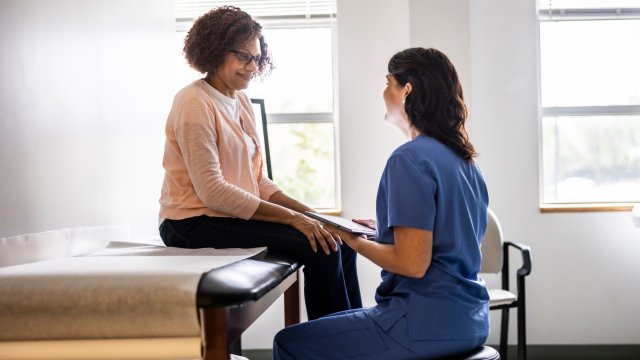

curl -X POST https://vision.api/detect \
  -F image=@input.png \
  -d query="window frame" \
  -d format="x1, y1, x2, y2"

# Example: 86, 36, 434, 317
537, 2, 640, 212
253, 19, 340, 211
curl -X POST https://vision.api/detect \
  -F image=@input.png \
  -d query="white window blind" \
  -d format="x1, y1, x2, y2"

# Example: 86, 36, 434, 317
537, 0, 640, 20
176, 0, 336, 20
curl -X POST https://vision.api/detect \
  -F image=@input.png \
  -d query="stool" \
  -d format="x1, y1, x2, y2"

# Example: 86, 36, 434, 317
436, 345, 501, 360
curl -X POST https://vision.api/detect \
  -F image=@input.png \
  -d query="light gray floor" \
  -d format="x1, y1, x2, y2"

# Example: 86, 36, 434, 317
241, 349, 271, 360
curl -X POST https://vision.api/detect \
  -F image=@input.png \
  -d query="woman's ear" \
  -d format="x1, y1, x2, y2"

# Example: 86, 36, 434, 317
404, 82, 413, 98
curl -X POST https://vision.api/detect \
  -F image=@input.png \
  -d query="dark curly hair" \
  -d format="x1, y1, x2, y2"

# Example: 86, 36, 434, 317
184, 6, 273, 76
388, 47, 477, 161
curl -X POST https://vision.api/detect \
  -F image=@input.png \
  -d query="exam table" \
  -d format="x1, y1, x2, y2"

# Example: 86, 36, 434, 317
0, 226, 301, 360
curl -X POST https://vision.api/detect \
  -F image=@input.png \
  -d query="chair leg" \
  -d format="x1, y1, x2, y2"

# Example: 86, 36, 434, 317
517, 302, 526, 360
230, 338, 241, 356
500, 308, 509, 360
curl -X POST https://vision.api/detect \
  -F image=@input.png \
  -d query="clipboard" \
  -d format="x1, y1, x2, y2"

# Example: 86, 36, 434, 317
305, 211, 376, 237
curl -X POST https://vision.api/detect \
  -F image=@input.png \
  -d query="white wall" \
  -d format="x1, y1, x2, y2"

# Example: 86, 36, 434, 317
409, 0, 471, 109
0, 0, 175, 240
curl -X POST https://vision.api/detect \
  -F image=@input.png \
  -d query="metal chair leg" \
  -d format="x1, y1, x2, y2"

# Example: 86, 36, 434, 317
500, 308, 509, 360
517, 302, 526, 360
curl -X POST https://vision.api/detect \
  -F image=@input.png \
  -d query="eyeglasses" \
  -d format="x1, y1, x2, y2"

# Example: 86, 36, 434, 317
230, 50, 262, 66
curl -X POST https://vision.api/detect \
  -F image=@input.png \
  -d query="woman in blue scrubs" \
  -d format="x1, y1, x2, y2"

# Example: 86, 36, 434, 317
273, 47, 490, 360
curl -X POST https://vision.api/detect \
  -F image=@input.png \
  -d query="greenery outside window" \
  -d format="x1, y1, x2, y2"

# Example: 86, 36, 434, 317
537, 0, 640, 211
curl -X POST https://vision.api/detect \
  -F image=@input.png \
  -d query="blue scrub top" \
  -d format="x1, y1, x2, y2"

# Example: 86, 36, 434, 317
369, 135, 490, 341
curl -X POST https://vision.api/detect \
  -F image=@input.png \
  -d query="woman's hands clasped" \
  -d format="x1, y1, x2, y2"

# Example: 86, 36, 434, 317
289, 212, 341, 255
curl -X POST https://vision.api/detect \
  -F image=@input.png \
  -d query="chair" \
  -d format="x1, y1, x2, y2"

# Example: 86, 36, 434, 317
480, 209, 532, 360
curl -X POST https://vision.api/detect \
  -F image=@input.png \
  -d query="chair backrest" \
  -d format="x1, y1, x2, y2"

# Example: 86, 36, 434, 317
250, 98, 272, 180
480, 208, 504, 274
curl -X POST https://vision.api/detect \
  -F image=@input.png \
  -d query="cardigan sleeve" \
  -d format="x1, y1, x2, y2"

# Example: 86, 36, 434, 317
258, 175, 281, 200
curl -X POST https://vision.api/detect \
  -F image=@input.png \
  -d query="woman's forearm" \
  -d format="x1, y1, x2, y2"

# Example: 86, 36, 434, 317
251, 199, 298, 224
348, 227, 432, 278
351, 241, 413, 275
268, 191, 313, 214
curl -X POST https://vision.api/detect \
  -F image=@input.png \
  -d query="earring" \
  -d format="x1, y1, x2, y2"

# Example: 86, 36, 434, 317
402, 97, 405, 104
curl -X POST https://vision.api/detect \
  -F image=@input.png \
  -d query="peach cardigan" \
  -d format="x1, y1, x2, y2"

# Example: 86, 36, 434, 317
159, 80, 280, 221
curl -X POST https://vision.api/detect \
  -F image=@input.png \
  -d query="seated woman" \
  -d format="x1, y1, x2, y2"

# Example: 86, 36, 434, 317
273, 47, 490, 359
158, 6, 361, 320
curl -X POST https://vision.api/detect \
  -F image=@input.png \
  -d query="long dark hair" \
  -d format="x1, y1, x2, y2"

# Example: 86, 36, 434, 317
388, 47, 477, 160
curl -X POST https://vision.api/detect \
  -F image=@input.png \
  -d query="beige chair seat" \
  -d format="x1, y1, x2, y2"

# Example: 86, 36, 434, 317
488, 288, 517, 307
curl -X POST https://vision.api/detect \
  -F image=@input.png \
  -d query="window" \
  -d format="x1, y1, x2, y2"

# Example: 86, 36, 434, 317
174, 0, 338, 209
537, 0, 640, 210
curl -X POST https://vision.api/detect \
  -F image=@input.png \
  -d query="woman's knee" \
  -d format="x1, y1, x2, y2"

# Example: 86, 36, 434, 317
304, 246, 343, 269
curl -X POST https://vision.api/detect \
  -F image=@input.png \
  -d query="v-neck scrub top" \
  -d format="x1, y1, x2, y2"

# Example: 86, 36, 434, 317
370, 134, 490, 341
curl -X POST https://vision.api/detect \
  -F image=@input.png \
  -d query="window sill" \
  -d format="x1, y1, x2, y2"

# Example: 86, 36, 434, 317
316, 208, 341, 216
540, 203, 635, 213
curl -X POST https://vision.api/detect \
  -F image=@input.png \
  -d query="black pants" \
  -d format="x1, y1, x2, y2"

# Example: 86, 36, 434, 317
159, 215, 362, 320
